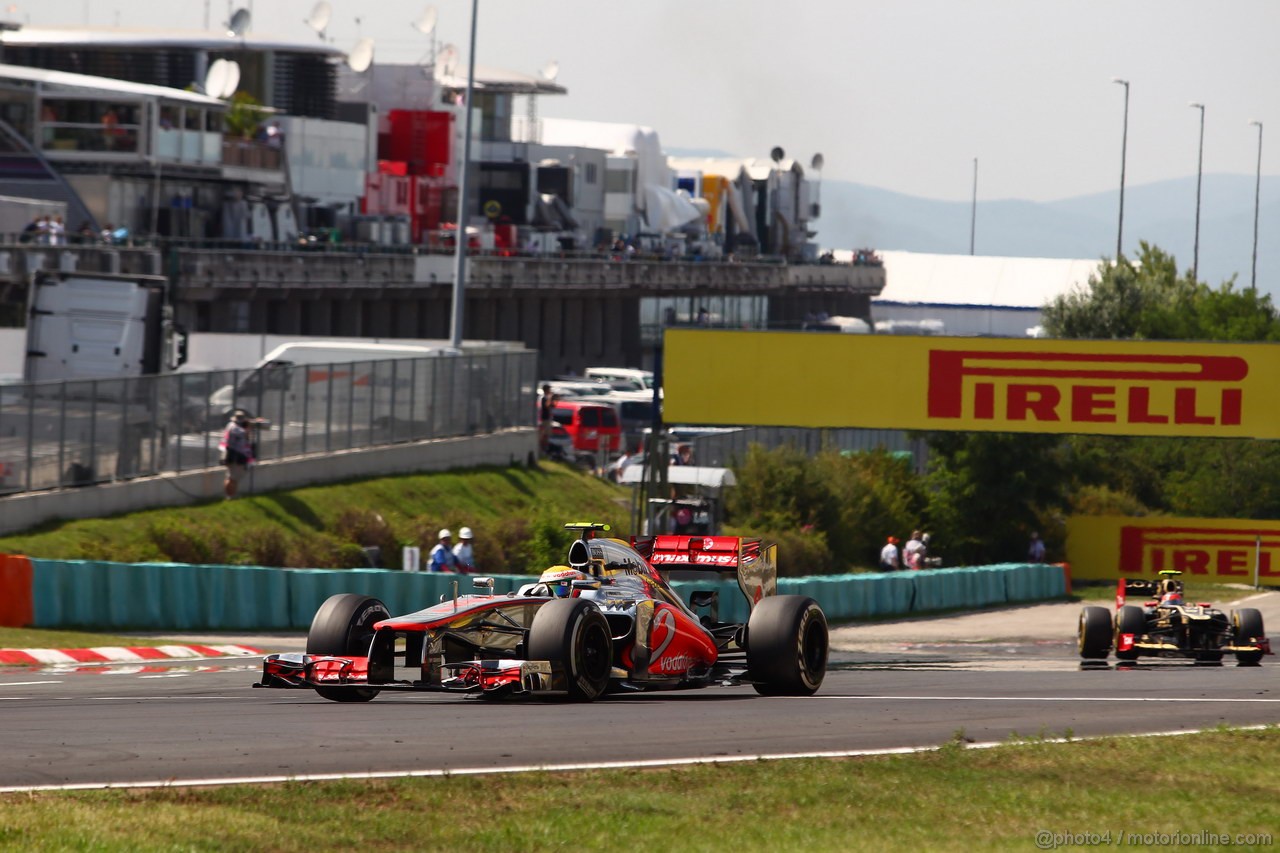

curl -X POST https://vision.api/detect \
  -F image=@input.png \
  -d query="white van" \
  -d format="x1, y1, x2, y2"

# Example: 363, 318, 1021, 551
207, 341, 458, 427
583, 367, 656, 392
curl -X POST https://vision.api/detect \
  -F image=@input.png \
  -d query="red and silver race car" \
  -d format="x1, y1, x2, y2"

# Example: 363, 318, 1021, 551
255, 523, 829, 701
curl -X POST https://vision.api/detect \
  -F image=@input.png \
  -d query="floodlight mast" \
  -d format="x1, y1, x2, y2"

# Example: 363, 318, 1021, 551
449, 0, 480, 349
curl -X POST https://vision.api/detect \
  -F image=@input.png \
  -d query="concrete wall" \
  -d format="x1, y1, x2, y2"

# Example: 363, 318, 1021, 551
0, 428, 538, 536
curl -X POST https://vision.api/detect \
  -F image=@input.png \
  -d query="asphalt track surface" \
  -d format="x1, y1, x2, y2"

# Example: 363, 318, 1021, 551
1, 599, 1278, 792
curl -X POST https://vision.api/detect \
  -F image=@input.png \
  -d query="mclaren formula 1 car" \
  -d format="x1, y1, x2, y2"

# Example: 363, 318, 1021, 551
256, 523, 829, 701
1078, 570, 1270, 664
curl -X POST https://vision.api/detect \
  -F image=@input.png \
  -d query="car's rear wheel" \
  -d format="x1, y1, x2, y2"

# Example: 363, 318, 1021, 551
1233, 608, 1265, 665
1077, 606, 1111, 659
747, 596, 828, 696
1114, 605, 1146, 661
527, 598, 613, 701
306, 593, 389, 702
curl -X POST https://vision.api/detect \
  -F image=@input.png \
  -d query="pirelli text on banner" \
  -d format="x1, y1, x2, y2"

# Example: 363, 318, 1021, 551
1066, 515, 1280, 581
661, 330, 1280, 439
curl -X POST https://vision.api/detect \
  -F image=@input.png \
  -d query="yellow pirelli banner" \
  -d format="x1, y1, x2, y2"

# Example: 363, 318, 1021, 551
1067, 515, 1280, 581
663, 330, 1280, 438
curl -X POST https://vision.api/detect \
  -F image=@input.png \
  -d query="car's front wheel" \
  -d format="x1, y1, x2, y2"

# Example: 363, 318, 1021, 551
306, 593, 389, 702
1078, 606, 1111, 659
1114, 605, 1146, 661
746, 596, 828, 696
1233, 608, 1266, 665
527, 597, 613, 701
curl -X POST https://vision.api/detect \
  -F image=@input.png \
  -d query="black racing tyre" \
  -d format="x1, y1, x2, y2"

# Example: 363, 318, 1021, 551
1233, 608, 1265, 665
306, 593, 389, 702
747, 596, 828, 696
1077, 606, 1112, 659
527, 598, 613, 702
1114, 605, 1146, 661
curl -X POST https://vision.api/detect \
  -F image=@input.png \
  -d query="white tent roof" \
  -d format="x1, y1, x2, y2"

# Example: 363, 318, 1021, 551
0, 62, 225, 106
0, 26, 343, 57
851, 250, 1100, 310
619, 466, 737, 489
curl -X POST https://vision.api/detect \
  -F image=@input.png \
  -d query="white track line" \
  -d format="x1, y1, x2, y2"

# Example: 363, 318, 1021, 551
820, 694, 1280, 703
0, 724, 1273, 794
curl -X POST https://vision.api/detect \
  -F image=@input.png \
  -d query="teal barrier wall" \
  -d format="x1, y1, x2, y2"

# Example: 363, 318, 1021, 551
27, 559, 1067, 630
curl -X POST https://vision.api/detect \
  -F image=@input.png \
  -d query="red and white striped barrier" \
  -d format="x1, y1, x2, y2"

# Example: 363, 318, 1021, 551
0, 644, 263, 666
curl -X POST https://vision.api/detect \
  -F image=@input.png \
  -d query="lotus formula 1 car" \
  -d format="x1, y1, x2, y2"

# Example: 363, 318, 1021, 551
256, 523, 829, 701
1078, 570, 1270, 664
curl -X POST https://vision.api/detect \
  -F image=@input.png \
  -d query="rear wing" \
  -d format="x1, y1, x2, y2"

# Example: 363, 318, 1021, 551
632, 534, 778, 610
1116, 578, 1160, 609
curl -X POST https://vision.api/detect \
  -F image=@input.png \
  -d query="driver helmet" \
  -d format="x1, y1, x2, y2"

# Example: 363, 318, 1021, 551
1160, 590, 1183, 606
538, 566, 587, 598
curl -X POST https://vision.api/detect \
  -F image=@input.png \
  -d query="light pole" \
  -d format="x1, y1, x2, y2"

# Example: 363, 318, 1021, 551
1250, 119, 1263, 291
969, 157, 977, 255
1189, 102, 1204, 282
449, 0, 479, 349
1113, 78, 1130, 260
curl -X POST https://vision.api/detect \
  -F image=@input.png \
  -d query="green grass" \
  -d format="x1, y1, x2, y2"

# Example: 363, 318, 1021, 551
0, 462, 631, 571
0, 728, 1275, 851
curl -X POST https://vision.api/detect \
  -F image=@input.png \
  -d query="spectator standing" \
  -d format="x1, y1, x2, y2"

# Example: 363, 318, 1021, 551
670, 443, 693, 466
879, 536, 900, 571
904, 529, 924, 570
538, 384, 555, 452
218, 409, 255, 499
453, 527, 476, 573
429, 529, 460, 572
1028, 532, 1046, 563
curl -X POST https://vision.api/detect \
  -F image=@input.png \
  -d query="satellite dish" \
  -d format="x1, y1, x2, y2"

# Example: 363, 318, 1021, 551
413, 6, 438, 35
305, 1, 332, 38
220, 60, 241, 98
540, 59, 559, 82
770, 146, 786, 164
347, 37, 375, 73
227, 7, 251, 37
437, 43, 458, 76
203, 58, 231, 98
810, 152, 825, 172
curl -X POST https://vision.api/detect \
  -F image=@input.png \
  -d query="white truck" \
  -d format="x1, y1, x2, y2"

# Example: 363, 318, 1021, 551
23, 270, 187, 388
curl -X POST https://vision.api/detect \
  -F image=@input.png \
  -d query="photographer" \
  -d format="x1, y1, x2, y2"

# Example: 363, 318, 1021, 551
218, 410, 260, 499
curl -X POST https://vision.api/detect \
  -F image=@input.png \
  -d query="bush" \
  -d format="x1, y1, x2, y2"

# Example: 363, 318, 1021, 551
147, 519, 228, 565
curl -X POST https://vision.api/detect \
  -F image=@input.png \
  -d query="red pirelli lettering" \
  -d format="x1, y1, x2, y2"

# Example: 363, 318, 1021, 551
928, 350, 1249, 426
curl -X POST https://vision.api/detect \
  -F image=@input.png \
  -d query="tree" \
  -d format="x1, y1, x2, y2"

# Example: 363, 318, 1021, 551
1044, 241, 1280, 521
1043, 242, 1280, 341
922, 432, 1070, 565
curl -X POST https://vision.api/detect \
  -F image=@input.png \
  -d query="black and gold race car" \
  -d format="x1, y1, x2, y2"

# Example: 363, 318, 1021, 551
1078, 570, 1270, 664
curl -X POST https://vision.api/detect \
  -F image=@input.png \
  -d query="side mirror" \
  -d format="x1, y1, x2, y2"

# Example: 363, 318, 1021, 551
472, 576, 496, 591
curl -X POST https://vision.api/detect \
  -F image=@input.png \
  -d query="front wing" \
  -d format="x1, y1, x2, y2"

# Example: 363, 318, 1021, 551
255, 652, 571, 697
255, 651, 755, 697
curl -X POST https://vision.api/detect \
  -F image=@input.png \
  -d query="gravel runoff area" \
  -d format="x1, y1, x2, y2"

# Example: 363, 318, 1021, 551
829, 589, 1280, 651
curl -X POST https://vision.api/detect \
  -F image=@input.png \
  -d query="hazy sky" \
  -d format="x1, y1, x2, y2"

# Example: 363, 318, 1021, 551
12, 0, 1280, 202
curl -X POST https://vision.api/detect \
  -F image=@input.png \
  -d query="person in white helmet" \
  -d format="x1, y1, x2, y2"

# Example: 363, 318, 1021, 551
429, 529, 460, 572
453, 526, 476, 573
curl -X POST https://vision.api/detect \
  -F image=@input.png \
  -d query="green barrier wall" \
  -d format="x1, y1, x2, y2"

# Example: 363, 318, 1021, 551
27, 559, 1067, 630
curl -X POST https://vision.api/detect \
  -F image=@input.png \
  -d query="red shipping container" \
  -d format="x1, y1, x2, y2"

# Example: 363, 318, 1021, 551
362, 172, 385, 214
378, 160, 408, 176
409, 176, 452, 241
386, 109, 454, 177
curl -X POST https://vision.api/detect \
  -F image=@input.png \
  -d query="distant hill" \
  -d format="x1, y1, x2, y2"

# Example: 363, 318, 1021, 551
814, 175, 1280, 298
